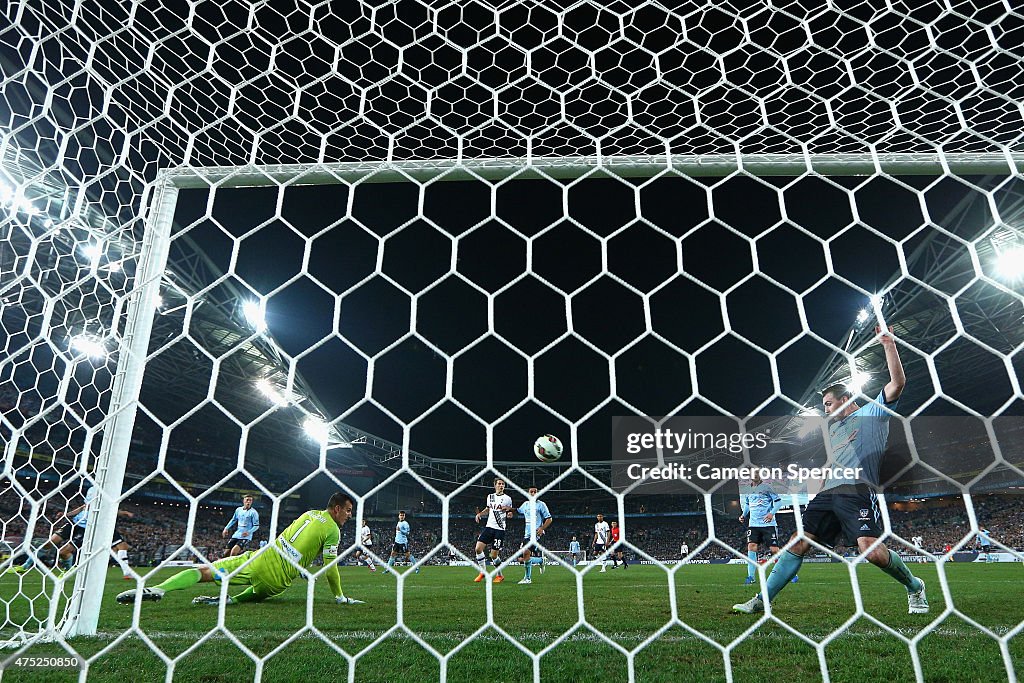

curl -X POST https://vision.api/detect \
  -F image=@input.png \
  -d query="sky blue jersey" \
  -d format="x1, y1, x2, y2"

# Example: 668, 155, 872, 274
518, 499, 552, 537
72, 486, 96, 528
740, 482, 782, 528
395, 520, 411, 544
823, 389, 898, 491
225, 506, 260, 539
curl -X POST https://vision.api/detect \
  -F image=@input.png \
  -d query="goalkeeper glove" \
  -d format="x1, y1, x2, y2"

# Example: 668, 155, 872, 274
336, 596, 365, 605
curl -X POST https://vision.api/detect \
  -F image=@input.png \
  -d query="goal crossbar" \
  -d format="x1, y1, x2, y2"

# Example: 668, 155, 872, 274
161, 153, 1024, 188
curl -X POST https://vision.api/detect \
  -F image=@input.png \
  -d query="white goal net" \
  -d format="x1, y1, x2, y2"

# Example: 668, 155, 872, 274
1, 1, 1023, 682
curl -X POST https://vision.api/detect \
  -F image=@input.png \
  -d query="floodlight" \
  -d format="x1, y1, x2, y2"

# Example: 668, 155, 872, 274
255, 378, 289, 407
70, 334, 107, 360
79, 243, 103, 266
849, 370, 870, 394
241, 300, 266, 332
303, 416, 330, 445
995, 246, 1024, 281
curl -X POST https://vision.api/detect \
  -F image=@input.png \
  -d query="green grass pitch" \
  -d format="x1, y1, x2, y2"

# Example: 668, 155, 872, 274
1, 562, 1021, 682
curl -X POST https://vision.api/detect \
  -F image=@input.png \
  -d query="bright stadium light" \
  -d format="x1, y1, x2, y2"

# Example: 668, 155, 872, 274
994, 246, 1024, 281
849, 370, 871, 394
255, 378, 290, 407
69, 334, 107, 360
241, 300, 266, 332
856, 309, 870, 324
79, 243, 103, 266
870, 294, 885, 309
303, 416, 330, 445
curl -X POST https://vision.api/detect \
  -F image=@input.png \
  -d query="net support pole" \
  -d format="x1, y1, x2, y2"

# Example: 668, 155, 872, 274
62, 181, 177, 638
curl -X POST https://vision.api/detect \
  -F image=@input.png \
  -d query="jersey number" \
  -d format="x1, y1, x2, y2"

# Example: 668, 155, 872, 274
290, 519, 311, 543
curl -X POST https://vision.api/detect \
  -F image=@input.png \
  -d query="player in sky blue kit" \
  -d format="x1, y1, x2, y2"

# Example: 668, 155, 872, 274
13, 481, 133, 577
569, 537, 582, 567
977, 527, 994, 562
387, 511, 419, 573
734, 326, 928, 616
223, 495, 260, 557
739, 475, 797, 585
517, 487, 552, 584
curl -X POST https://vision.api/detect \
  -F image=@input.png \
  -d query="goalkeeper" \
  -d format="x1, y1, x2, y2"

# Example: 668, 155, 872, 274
117, 493, 364, 606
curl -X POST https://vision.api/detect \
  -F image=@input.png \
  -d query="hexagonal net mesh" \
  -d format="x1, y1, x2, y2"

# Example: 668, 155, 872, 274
1, 1, 1023, 681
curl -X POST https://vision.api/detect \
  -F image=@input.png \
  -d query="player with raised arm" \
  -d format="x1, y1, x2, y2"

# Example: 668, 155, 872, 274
517, 486, 552, 584
116, 492, 363, 606
13, 482, 134, 578
593, 513, 610, 573
609, 520, 628, 569
739, 475, 796, 585
387, 511, 419, 573
354, 520, 376, 571
474, 477, 514, 583
734, 326, 928, 615
222, 495, 259, 558
569, 536, 582, 567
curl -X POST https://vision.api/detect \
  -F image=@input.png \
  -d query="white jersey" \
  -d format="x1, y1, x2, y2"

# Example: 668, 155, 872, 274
681, 544, 689, 555
911, 536, 923, 548
594, 521, 610, 545
485, 493, 513, 530
361, 525, 373, 546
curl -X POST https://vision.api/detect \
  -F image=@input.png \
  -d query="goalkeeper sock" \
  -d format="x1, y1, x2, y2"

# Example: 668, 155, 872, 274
747, 551, 758, 580
880, 549, 922, 592
230, 586, 257, 604
155, 568, 201, 593
762, 550, 803, 601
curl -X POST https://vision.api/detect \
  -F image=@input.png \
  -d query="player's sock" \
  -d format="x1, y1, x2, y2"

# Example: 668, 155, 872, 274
747, 551, 758, 580
229, 587, 257, 604
387, 557, 395, 567
525, 560, 532, 580
761, 550, 803, 601
116, 549, 131, 575
880, 549, 923, 592
60, 556, 74, 571
155, 568, 202, 593
20, 556, 35, 571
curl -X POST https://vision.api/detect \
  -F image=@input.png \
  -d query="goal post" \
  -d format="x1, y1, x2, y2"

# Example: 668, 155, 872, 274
62, 184, 177, 638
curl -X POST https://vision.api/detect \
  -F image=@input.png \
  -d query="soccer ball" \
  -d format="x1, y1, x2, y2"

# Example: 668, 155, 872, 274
534, 434, 563, 462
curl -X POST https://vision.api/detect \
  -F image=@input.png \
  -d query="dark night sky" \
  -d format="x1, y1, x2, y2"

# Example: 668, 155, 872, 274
160, 171, 1013, 465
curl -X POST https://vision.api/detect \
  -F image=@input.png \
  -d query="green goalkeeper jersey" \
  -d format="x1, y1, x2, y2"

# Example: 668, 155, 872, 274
252, 509, 343, 598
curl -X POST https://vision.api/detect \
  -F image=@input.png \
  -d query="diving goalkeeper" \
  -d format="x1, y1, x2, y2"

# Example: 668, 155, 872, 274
117, 493, 364, 606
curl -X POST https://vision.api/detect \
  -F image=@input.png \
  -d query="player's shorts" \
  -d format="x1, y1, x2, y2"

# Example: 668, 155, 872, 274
225, 537, 251, 553
57, 524, 125, 548
477, 527, 506, 550
802, 485, 884, 546
520, 538, 540, 555
746, 526, 779, 547
211, 551, 284, 601
593, 543, 606, 556
392, 542, 409, 554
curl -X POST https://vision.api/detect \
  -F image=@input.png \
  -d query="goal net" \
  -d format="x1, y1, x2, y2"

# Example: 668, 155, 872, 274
1, 1, 1023, 681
